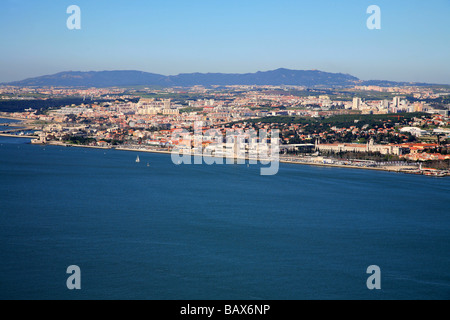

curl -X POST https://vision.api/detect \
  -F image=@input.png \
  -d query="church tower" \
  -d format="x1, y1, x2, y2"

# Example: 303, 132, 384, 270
367, 138, 375, 152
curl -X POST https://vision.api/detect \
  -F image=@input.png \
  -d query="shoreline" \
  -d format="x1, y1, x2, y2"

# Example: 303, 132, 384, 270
10, 138, 448, 177
278, 159, 416, 173
0, 117, 36, 134
39, 141, 111, 150
0, 133, 36, 139
90, 145, 428, 175
0, 115, 28, 121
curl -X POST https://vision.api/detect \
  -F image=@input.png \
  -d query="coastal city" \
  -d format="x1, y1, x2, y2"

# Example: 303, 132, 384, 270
1, 83, 449, 176
2, 0, 450, 303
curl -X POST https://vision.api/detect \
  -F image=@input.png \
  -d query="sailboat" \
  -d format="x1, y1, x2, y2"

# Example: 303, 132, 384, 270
147, 162, 150, 167
136, 155, 140, 163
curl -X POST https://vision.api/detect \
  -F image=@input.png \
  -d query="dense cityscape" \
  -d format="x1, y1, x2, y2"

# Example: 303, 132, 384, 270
1, 83, 449, 176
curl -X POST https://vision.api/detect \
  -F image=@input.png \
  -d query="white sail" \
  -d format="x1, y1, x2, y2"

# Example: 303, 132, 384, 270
136, 155, 140, 163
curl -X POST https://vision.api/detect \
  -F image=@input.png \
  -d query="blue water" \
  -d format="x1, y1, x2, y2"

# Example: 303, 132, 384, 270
0, 118, 21, 131
0, 137, 449, 300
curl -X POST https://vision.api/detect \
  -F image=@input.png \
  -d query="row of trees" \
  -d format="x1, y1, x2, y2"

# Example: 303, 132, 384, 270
422, 160, 450, 170
281, 131, 417, 145
320, 151, 402, 162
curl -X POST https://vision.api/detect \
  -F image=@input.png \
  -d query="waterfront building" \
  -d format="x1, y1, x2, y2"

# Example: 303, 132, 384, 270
315, 139, 408, 156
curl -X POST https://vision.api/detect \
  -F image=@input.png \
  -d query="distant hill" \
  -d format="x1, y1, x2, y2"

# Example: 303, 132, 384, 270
4, 69, 360, 88
5, 71, 169, 88
359, 80, 439, 87
3, 69, 442, 88
169, 69, 359, 87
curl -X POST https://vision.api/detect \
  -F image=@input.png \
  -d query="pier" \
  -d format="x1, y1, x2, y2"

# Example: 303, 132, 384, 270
0, 133, 36, 138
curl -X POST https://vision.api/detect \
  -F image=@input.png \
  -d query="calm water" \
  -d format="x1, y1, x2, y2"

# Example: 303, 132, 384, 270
0, 118, 20, 131
0, 135, 449, 300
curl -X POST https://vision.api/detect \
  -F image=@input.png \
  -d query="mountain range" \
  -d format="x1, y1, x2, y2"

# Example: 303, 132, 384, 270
2, 69, 436, 88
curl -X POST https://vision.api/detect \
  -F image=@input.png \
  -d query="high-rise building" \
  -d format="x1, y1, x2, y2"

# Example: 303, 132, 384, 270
414, 102, 423, 112
353, 97, 362, 110
164, 99, 171, 110
393, 96, 401, 108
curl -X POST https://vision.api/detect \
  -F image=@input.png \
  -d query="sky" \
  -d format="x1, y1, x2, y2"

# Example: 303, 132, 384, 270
1, 0, 449, 84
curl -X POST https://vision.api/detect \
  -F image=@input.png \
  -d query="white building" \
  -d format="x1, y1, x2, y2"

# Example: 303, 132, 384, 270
353, 97, 362, 110
400, 127, 429, 137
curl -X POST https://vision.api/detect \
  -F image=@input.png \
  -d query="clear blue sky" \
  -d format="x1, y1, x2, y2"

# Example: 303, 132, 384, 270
1, 0, 449, 83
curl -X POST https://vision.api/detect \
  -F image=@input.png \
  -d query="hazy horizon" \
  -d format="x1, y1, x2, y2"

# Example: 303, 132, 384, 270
1, 0, 449, 84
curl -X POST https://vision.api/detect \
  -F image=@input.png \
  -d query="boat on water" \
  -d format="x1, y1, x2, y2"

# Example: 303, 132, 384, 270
424, 171, 447, 177
136, 155, 140, 163
147, 162, 150, 167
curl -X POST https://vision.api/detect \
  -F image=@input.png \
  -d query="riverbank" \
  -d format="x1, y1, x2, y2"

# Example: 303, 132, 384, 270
112, 146, 426, 174
0, 133, 36, 139
0, 117, 36, 133
18, 139, 450, 176
37, 141, 111, 150
0, 114, 28, 121
279, 159, 404, 172
94, 145, 433, 175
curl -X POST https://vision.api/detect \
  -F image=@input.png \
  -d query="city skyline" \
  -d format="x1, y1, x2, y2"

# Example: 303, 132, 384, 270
1, 0, 449, 84
1, 1, 450, 303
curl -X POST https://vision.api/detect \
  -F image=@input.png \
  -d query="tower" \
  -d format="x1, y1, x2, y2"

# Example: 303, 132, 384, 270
164, 99, 171, 110
353, 97, 362, 110
367, 138, 375, 152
